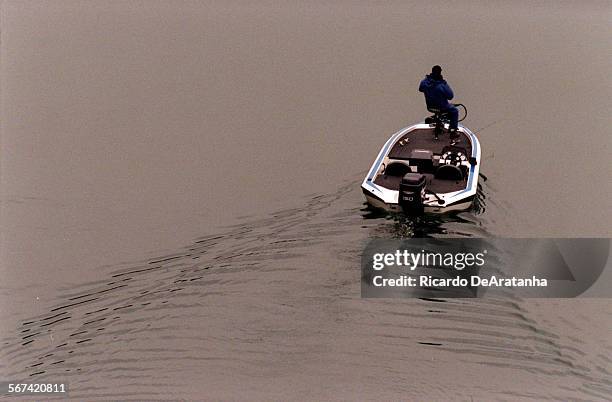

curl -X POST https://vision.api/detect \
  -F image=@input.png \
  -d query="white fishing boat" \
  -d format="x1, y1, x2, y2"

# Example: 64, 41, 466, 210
361, 106, 481, 214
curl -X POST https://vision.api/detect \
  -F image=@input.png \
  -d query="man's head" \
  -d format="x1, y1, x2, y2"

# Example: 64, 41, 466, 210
431, 65, 443, 79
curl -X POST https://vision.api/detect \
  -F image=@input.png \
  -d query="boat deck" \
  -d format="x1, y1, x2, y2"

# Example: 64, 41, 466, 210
388, 128, 472, 159
373, 128, 472, 193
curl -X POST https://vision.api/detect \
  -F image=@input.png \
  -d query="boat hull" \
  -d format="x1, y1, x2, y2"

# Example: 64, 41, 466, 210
363, 190, 474, 214
361, 123, 481, 214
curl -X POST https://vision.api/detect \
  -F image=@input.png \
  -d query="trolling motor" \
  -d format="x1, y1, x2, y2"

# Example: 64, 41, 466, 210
424, 104, 467, 140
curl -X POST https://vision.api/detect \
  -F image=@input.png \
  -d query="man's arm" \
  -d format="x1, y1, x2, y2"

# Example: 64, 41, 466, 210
418, 79, 426, 93
442, 82, 454, 100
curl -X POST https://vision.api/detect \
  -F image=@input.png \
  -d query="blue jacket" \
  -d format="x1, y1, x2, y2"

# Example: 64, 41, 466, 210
418, 74, 454, 110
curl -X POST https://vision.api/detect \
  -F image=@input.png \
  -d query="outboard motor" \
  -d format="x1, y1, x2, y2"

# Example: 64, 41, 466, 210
399, 173, 427, 214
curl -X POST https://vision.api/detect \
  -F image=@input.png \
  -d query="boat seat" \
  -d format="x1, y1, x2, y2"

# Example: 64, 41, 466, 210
383, 162, 411, 177
435, 164, 463, 181
427, 107, 450, 115
425, 107, 451, 122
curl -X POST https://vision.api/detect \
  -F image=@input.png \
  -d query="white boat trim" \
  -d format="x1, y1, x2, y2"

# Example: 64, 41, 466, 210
361, 123, 481, 213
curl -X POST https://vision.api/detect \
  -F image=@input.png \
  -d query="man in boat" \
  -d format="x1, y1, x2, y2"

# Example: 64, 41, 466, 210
419, 65, 459, 139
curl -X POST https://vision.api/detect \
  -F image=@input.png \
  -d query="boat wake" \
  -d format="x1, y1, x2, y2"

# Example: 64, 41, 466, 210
1, 175, 610, 400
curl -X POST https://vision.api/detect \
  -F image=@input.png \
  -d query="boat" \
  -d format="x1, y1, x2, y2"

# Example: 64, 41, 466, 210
361, 105, 481, 214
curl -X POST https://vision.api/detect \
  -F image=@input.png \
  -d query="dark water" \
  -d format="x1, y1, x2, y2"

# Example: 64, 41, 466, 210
1, 1, 611, 400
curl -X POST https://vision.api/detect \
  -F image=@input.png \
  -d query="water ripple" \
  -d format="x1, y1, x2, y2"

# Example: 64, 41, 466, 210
1, 177, 609, 400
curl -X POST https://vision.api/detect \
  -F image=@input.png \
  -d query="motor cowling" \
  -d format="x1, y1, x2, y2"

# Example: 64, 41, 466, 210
399, 173, 426, 213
